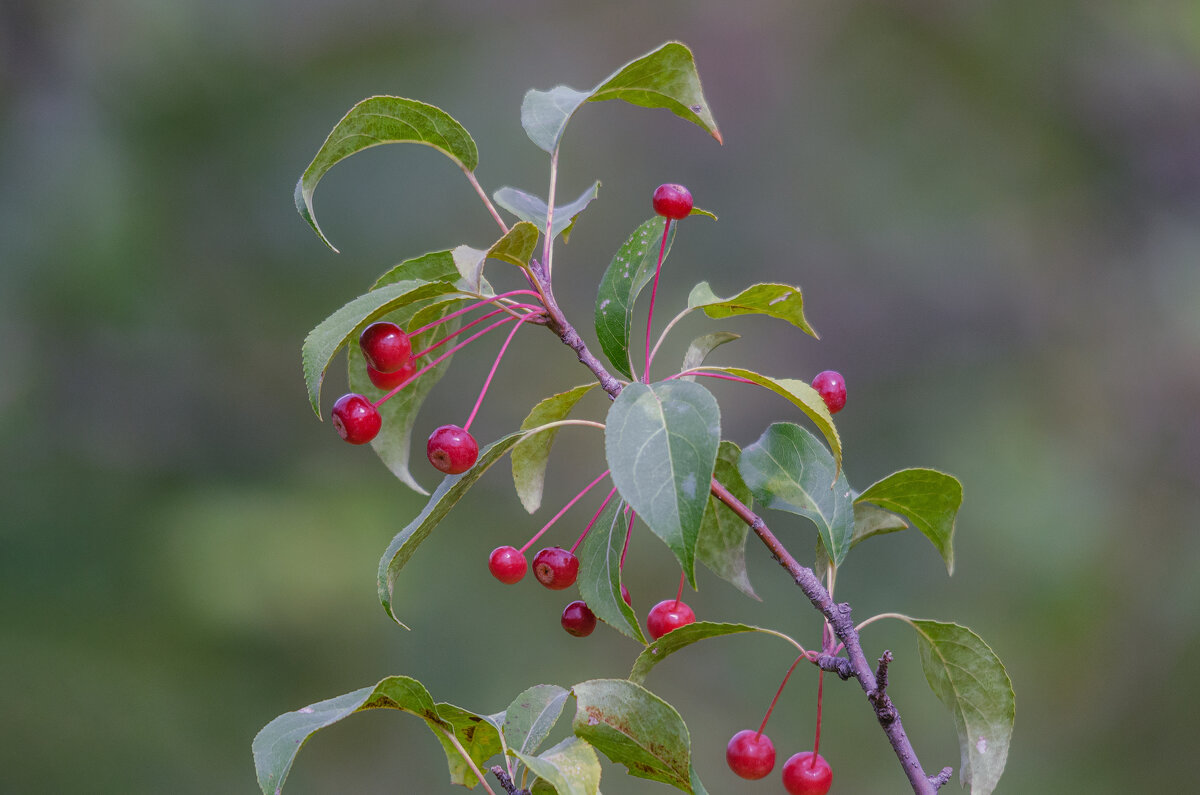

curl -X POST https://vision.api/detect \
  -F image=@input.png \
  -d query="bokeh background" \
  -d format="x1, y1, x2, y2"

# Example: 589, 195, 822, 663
3, 1, 1198, 792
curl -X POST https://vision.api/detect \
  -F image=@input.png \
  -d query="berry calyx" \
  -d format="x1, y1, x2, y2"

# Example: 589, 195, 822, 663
359, 321, 412, 373
652, 183, 693, 220
620, 583, 632, 606
811, 370, 846, 414
726, 730, 776, 780
366, 358, 416, 390
488, 546, 527, 584
427, 425, 478, 474
782, 752, 832, 795
532, 547, 579, 590
330, 393, 382, 445
646, 599, 695, 639
560, 600, 597, 637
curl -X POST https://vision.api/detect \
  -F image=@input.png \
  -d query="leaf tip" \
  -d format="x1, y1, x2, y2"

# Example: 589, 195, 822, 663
711, 128, 724, 145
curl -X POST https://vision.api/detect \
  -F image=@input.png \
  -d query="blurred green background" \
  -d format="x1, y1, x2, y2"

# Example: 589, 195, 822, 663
3, 1, 1198, 792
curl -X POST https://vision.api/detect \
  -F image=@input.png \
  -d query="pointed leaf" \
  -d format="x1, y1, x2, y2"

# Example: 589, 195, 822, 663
739, 423, 854, 566
571, 679, 692, 792
253, 675, 446, 795
295, 96, 478, 250
434, 702, 504, 788
512, 384, 597, 513
503, 685, 571, 758
856, 469, 963, 574
696, 442, 758, 598
488, 221, 541, 271
594, 217, 677, 379
679, 332, 739, 381
687, 282, 817, 338
909, 620, 1014, 795
372, 250, 461, 289
494, 182, 601, 243
515, 737, 601, 795
520, 86, 592, 154
578, 500, 646, 643
605, 381, 720, 588
628, 622, 770, 685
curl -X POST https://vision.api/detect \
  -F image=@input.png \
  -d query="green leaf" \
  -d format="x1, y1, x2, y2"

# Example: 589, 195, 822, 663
515, 737, 601, 795
494, 182, 601, 243
434, 702, 504, 788
605, 381, 720, 588
696, 442, 758, 599
909, 620, 1014, 795
692, 367, 841, 471
856, 469, 963, 574
578, 500, 646, 644
687, 282, 818, 338
302, 279, 459, 416
571, 679, 693, 793
628, 622, 765, 685
252, 675, 446, 795
377, 430, 529, 625
512, 384, 597, 513
488, 221, 541, 270
739, 422, 854, 566
594, 217, 677, 379
679, 332, 739, 381
372, 249, 462, 289
503, 685, 570, 759
295, 96, 478, 251
521, 42, 721, 154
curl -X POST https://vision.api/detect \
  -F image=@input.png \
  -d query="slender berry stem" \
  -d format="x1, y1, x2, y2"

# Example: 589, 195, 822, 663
664, 370, 755, 385
672, 569, 685, 609
518, 469, 611, 555
413, 306, 510, 358
642, 220, 673, 381
755, 655, 806, 740
646, 306, 695, 369
409, 291, 543, 337
569, 485, 618, 554
812, 669, 826, 765
463, 312, 539, 432
620, 509, 635, 569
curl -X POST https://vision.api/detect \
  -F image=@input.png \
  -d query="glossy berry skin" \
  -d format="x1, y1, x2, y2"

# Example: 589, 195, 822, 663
532, 547, 579, 590
782, 752, 832, 795
560, 600, 597, 637
620, 584, 632, 606
427, 425, 478, 474
331, 393, 382, 445
488, 546, 527, 584
366, 358, 416, 390
726, 730, 776, 780
652, 183, 693, 220
811, 370, 846, 415
359, 321, 412, 373
646, 599, 695, 640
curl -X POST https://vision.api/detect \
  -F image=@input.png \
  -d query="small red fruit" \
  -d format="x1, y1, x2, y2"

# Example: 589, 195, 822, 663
330, 393, 382, 445
561, 600, 597, 637
652, 183, 693, 220
488, 546, 527, 584
620, 583, 632, 607
782, 751, 832, 795
726, 729, 776, 780
427, 425, 478, 474
366, 358, 416, 390
646, 599, 695, 640
811, 370, 846, 415
359, 321, 412, 373
532, 547, 579, 590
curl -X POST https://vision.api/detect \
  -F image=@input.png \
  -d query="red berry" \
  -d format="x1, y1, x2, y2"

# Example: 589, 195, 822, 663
488, 546, 527, 584
366, 358, 416, 390
359, 321, 412, 373
426, 425, 478, 474
561, 600, 597, 637
330, 393, 382, 445
621, 584, 632, 607
782, 752, 832, 795
726, 729, 776, 780
811, 370, 846, 415
532, 547, 579, 590
652, 183, 694, 220
646, 599, 695, 640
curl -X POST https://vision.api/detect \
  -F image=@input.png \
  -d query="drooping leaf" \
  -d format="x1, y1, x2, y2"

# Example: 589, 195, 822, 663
295, 96, 478, 251
605, 381, 720, 588
679, 332, 739, 381
494, 182, 601, 243
739, 423, 854, 566
594, 217, 677, 379
253, 675, 446, 795
433, 702, 504, 788
372, 249, 461, 289
628, 622, 766, 685
303, 279, 460, 416
571, 679, 693, 793
814, 500, 909, 579
512, 384, 597, 513
696, 442, 758, 598
521, 42, 721, 154
515, 737, 601, 795
909, 620, 1014, 795
687, 282, 817, 338
503, 685, 570, 759
578, 500, 645, 643
856, 469, 963, 574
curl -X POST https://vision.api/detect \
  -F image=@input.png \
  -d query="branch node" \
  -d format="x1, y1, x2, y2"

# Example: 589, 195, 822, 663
490, 765, 530, 795
928, 766, 954, 790
817, 654, 855, 680
874, 649, 893, 696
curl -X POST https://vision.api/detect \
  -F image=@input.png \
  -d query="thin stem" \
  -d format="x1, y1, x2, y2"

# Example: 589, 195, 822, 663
672, 569, 685, 609
832, 612, 912, 657
645, 307, 694, 371
463, 312, 538, 432
755, 654, 806, 740
620, 509, 635, 569
409, 290, 543, 337
569, 485, 618, 554
812, 669, 826, 764
413, 306, 510, 358
518, 469, 611, 555
542, 150, 559, 274
443, 728, 499, 795
665, 370, 755, 385
642, 220, 673, 381
463, 168, 509, 235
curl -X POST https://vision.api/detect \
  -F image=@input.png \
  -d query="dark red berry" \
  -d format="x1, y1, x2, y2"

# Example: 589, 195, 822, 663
726, 730, 776, 780
811, 370, 846, 415
331, 393, 382, 445
782, 752, 832, 795
561, 600, 597, 637
367, 358, 416, 390
646, 599, 695, 640
652, 183, 693, 220
359, 321, 412, 373
427, 425, 478, 474
532, 547, 579, 590
488, 546, 527, 584
621, 583, 632, 607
